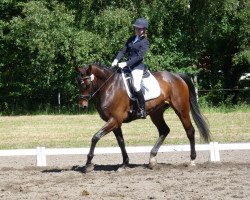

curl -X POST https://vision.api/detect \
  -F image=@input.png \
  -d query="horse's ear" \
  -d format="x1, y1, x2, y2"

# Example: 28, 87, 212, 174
86, 64, 92, 75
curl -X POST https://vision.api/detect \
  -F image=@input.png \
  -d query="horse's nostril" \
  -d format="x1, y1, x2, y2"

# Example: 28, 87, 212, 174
79, 104, 88, 109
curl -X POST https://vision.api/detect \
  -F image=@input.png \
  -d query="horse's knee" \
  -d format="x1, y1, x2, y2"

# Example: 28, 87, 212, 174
91, 132, 102, 144
91, 137, 98, 144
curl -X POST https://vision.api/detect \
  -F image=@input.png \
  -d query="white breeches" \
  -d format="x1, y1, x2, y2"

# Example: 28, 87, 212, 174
131, 67, 144, 92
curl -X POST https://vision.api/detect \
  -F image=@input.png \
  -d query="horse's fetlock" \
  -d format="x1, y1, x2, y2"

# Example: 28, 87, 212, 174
124, 157, 129, 165
150, 150, 158, 157
87, 153, 94, 161
190, 152, 196, 160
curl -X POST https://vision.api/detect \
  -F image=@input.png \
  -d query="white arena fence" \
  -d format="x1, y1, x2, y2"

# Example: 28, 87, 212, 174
0, 142, 249, 167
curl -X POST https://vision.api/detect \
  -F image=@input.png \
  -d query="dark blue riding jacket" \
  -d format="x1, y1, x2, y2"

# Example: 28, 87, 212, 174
115, 35, 149, 69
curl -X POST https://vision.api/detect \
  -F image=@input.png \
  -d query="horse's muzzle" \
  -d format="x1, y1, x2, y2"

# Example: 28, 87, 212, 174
79, 94, 90, 109
79, 98, 89, 109
79, 101, 88, 109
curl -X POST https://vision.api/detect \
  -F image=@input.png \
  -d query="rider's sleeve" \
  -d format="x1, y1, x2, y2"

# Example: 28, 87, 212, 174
115, 37, 133, 62
115, 45, 127, 62
126, 38, 149, 67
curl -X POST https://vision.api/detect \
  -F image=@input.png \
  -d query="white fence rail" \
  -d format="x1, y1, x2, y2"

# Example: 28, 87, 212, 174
0, 142, 249, 167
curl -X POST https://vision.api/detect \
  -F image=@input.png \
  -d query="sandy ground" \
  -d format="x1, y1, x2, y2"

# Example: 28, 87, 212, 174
0, 150, 249, 200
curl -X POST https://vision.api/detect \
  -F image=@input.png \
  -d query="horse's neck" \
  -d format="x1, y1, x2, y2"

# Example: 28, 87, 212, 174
93, 67, 112, 82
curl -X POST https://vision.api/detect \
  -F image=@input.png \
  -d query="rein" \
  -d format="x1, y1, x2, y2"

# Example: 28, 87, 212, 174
79, 67, 119, 101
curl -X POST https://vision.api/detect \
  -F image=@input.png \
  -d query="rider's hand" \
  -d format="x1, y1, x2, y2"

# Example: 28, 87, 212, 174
111, 59, 118, 67
118, 62, 127, 69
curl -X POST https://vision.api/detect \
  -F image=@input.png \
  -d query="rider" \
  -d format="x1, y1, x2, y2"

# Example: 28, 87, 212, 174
111, 17, 149, 119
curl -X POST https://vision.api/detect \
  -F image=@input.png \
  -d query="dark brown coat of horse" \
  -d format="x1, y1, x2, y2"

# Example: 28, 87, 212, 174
76, 63, 211, 172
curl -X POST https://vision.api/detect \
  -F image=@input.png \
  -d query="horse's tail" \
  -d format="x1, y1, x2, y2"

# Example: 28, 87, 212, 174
179, 73, 211, 143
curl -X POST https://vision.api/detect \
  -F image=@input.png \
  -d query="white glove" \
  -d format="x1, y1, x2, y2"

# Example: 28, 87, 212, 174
118, 62, 127, 69
111, 59, 118, 67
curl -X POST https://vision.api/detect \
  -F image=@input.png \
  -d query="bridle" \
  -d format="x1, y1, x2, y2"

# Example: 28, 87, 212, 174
78, 74, 94, 101
78, 67, 119, 101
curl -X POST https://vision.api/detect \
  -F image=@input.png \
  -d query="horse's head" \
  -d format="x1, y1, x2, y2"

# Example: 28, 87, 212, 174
75, 65, 95, 109
76, 63, 114, 109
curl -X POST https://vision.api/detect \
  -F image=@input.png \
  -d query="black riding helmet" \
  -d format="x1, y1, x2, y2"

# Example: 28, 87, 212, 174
133, 18, 148, 29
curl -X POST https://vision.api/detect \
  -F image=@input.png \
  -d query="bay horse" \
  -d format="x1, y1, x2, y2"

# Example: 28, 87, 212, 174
76, 63, 210, 172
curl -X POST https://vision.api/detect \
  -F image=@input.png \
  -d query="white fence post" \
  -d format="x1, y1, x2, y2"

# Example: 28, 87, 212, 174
37, 147, 46, 167
209, 142, 221, 162
209, 142, 216, 161
213, 142, 220, 161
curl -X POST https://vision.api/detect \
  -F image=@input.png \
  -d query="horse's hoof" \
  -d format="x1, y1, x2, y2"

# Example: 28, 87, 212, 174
148, 157, 157, 169
117, 167, 125, 172
190, 160, 196, 166
84, 163, 94, 173
116, 164, 128, 172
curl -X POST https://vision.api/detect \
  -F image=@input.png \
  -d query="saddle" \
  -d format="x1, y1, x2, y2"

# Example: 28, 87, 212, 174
120, 67, 160, 121
121, 68, 160, 101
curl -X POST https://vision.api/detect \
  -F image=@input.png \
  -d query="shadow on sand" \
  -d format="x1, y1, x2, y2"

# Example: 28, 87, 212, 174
41, 163, 147, 173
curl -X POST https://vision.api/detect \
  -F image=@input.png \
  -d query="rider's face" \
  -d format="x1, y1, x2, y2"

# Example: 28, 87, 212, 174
134, 27, 145, 35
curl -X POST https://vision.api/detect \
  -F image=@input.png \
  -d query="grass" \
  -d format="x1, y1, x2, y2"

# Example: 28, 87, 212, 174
0, 109, 249, 150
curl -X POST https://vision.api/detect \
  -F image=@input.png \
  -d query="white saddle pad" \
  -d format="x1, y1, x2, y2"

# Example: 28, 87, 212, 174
121, 71, 161, 101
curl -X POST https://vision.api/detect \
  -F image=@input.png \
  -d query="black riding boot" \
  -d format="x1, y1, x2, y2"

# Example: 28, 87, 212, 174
135, 90, 146, 119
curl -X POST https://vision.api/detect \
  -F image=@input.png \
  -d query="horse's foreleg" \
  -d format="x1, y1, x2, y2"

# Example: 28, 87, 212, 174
149, 112, 170, 169
113, 128, 129, 171
84, 130, 104, 172
85, 118, 117, 172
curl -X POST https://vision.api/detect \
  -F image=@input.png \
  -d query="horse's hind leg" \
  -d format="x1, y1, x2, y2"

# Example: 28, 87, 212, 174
148, 110, 170, 169
113, 127, 129, 171
173, 106, 196, 165
181, 115, 196, 165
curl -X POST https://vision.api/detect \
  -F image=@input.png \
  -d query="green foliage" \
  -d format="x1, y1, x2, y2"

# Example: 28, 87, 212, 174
192, 0, 250, 85
92, 8, 133, 65
200, 81, 228, 106
139, 0, 197, 73
1, 1, 77, 110
0, 0, 249, 114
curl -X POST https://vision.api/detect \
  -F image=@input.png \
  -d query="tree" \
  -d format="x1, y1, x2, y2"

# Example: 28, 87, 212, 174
190, 0, 250, 104
0, 0, 249, 113
0, 1, 103, 111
